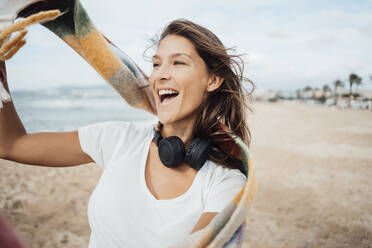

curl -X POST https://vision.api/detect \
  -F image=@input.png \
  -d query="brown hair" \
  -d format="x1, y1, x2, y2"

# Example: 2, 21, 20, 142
152, 19, 254, 173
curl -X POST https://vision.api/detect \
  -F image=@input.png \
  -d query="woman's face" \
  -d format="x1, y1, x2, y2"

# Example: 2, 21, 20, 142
149, 34, 211, 125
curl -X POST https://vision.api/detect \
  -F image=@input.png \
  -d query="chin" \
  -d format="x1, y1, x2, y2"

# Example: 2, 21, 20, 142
157, 110, 198, 127
157, 108, 188, 125
157, 114, 177, 125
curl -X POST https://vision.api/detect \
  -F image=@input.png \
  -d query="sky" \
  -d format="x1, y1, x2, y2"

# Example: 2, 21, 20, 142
3, 0, 372, 91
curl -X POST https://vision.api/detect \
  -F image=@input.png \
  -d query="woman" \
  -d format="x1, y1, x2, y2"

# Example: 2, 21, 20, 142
0, 18, 253, 247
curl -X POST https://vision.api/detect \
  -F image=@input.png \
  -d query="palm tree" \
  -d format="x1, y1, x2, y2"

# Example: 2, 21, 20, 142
355, 76, 362, 92
303, 86, 312, 99
333, 79, 344, 106
319, 84, 331, 104
348, 73, 358, 107
323, 84, 331, 93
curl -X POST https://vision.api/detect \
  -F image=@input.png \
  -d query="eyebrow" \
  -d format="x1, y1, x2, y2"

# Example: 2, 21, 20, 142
152, 53, 192, 60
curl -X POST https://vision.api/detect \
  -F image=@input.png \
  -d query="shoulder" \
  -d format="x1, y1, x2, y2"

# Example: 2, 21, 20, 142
77, 120, 156, 152
79, 120, 155, 136
77, 120, 156, 170
78, 121, 130, 132
200, 160, 247, 189
200, 160, 247, 212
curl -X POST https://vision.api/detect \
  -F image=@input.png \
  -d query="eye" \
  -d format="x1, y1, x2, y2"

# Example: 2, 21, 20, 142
174, 61, 185, 65
152, 63, 160, 68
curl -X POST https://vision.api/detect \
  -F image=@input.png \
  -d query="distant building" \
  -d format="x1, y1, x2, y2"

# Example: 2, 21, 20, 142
253, 88, 372, 110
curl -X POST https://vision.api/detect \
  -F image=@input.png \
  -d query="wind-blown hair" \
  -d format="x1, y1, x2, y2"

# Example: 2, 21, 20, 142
151, 19, 254, 173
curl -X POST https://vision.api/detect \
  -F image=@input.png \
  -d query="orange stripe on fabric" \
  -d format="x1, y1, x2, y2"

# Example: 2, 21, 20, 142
232, 187, 245, 205
79, 30, 123, 80
243, 158, 257, 206
62, 35, 89, 62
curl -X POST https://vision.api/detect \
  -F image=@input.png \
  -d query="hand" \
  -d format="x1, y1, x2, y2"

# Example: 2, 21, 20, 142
0, 9, 61, 61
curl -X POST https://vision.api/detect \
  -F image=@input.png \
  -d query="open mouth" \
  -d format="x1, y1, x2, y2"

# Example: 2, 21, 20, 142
158, 89, 179, 104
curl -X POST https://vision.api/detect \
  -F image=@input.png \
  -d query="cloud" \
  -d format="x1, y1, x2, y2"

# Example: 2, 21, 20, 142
3, 0, 372, 91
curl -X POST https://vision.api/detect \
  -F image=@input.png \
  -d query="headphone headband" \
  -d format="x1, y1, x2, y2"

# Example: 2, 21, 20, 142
152, 130, 162, 146
152, 126, 210, 170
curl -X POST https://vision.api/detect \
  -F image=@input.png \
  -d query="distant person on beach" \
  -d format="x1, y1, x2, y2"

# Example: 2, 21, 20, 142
0, 19, 252, 247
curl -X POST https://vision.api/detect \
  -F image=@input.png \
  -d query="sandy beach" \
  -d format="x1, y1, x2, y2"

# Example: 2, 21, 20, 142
1, 101, 372, 248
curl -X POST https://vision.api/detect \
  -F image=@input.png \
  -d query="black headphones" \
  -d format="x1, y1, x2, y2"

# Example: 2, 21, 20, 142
152, 129, 211, 171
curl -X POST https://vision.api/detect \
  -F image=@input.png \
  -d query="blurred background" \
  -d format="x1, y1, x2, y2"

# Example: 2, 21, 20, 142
1, 0, 372, 247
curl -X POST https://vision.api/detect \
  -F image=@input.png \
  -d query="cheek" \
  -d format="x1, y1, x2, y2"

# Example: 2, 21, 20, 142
182, 79, 207, 107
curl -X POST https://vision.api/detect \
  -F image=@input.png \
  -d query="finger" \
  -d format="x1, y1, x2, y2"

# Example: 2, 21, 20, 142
0, 30, 28, 56
0, 10, 61, 44
20, 9, 62, 26
2, 39, 26, 60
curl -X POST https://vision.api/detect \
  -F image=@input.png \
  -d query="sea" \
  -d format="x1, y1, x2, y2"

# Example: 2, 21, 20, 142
10, 84, 157, 133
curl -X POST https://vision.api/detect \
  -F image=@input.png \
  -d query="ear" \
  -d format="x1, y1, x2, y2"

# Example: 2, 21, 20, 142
206, 74, 224, 92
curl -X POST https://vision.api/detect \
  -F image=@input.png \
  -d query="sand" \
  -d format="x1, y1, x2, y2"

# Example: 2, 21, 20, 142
1, 101, 372, 248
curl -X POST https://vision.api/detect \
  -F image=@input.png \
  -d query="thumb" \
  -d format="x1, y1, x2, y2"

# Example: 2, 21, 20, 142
0, 29, 27, 61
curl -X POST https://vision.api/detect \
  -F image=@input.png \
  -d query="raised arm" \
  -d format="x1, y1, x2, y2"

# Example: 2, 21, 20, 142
0, 61, 92, 167
0, 3, 154, 166
0, 9, 92, 167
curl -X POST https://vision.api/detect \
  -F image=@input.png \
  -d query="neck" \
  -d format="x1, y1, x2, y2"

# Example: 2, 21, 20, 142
160, 116, 197, 147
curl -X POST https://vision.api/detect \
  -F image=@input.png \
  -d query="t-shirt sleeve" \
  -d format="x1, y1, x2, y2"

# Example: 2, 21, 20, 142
204, 168, 247, 213
77, 121, 133, 170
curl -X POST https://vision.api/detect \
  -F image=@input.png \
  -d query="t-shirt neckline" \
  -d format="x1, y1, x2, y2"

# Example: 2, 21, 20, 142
140, 126, 205, 205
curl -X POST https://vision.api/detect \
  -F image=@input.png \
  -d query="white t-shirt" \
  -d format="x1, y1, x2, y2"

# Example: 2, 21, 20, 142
78, 121, 246, 248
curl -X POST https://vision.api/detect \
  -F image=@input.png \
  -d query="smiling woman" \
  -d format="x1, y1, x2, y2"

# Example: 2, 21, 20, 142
151, 35, 213, 128
150, 20, 253, 174
0, 1, 256, 247
81, 19, 254, 247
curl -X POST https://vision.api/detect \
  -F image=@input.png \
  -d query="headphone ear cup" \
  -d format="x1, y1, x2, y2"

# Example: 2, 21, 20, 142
185, 138, 211, 171
158, 136, 185, 167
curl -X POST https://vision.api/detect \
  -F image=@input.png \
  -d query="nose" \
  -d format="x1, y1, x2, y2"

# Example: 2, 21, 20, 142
154, 63, 171, 81
160, 73, 170, 80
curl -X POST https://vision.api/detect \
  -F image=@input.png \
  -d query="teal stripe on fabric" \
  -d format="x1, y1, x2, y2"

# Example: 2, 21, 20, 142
39, 0, 95, 39
74, 0, 95, 38
228, 134, 249, 177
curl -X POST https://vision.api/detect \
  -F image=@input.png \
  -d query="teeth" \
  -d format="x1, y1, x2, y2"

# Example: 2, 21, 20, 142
158, 89, 179, 96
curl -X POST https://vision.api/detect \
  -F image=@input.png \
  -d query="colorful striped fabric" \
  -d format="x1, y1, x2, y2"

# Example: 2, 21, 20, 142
0, 1, 257, 247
